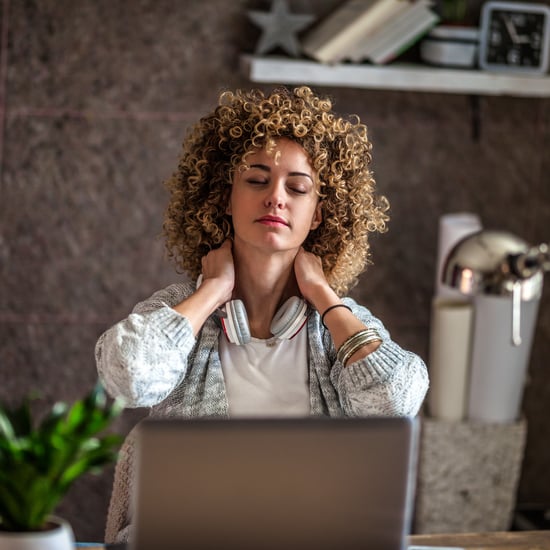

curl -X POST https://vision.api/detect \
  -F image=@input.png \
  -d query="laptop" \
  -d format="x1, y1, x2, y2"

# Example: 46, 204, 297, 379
130, 416, 420, 550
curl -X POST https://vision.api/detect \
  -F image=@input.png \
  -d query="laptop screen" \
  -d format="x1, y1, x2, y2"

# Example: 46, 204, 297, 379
131, 416, 419, 550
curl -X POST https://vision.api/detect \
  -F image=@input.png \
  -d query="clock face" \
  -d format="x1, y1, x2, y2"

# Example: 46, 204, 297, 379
487, 9, 545, 66
479, 2, 550, 73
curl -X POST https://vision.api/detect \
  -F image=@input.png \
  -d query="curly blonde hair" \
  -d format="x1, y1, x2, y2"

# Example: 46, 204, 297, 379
163, 86, 389, 296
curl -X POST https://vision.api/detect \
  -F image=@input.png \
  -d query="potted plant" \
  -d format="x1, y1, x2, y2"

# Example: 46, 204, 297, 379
0, 382, 124, 549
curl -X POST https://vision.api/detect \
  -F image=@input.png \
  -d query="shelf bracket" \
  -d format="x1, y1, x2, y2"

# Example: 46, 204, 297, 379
469, 94, 481, 142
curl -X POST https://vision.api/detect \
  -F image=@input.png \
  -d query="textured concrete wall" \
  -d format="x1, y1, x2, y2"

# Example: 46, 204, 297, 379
0, 0, 549, 542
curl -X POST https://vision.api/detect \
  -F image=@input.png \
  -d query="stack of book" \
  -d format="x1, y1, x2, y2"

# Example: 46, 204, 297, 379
302, 0, 440, 65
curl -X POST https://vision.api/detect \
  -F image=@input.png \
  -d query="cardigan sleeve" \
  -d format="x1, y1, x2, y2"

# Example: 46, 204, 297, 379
95, 283, 197, 408
329, 298, 429, 417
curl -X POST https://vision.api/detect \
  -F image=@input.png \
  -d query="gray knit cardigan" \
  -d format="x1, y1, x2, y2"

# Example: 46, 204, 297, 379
96, 283, 429, 543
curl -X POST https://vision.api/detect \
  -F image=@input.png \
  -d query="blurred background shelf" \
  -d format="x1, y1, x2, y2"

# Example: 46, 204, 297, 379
241, 55, 550, 97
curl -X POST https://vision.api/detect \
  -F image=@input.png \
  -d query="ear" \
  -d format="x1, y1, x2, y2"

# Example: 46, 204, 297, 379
310, 201, 322, 231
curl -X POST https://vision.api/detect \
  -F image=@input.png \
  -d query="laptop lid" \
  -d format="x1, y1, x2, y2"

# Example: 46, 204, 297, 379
130, 416, 420, 550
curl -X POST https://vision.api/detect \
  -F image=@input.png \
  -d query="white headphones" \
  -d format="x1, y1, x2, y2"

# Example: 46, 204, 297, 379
196, 275, 308, 345
220, 296, 308, 345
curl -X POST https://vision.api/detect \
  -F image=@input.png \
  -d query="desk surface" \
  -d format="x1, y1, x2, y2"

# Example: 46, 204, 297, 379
81, 531, 550, 549
409, 530, 550, 549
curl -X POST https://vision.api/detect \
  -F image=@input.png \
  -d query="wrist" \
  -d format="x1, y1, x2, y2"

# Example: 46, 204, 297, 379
321, 303, 352, 328
304, 282, 340, 314
198, 276, 233, 310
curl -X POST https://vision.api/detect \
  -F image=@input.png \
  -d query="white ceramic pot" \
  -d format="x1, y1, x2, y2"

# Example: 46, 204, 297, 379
0, 516, 75, 550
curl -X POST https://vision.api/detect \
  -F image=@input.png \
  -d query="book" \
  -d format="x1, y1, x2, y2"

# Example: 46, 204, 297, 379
301, 0, 410, 64
352, 0, 440, 64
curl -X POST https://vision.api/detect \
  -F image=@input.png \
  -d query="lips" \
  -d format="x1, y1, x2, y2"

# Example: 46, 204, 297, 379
256, 215, 289, 227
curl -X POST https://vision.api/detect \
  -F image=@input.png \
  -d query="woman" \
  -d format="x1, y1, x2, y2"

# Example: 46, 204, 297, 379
96, 86, 428, 543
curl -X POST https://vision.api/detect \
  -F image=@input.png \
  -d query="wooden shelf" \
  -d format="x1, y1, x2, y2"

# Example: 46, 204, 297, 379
241, 55, 550, 97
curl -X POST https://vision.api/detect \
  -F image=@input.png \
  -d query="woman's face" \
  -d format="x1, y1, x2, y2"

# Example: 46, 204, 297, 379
227, 138, 322, 257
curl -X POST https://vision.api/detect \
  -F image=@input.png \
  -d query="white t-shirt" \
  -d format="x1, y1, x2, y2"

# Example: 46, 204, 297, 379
219, 326, 310, 417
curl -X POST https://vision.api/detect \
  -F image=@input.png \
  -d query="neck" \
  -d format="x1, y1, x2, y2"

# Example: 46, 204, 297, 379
232, 244, 300, 338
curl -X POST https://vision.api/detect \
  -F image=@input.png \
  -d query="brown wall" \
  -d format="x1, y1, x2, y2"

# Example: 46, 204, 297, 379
0, 0, 548, 542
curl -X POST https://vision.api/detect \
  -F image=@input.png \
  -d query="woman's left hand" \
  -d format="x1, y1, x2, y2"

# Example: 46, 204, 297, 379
294, 247, 330, 304
295, 248, 377, 363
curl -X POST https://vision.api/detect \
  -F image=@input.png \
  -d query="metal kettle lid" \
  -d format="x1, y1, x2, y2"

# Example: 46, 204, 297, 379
442, 230, 545, 301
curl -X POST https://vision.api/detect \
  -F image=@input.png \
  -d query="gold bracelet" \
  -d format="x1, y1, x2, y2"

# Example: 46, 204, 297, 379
337, 329, 382, 366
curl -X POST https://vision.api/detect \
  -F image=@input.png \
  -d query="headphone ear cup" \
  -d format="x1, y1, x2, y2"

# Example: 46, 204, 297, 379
222, 299, 251, 345
270, 297, 308, 340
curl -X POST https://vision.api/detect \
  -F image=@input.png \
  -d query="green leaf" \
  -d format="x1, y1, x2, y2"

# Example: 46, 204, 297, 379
0, 409, 16, 443
64, 400, 87, 433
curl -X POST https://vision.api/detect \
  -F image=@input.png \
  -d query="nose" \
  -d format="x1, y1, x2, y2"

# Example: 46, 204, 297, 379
264, 182, 285, 209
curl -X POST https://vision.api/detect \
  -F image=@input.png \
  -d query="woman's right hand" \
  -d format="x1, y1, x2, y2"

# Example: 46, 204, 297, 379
199, 239, 235, 308
172, 240, 235, 335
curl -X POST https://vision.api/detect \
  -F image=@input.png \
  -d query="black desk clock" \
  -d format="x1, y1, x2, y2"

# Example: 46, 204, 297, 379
478, 1, 550, 74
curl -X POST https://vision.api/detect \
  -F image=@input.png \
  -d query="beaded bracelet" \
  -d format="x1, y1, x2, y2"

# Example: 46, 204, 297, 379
336, 328, 382, 366
321, 304, 352, 328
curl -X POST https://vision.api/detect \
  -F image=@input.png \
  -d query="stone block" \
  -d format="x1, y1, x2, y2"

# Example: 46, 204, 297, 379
415, 417, 527, 533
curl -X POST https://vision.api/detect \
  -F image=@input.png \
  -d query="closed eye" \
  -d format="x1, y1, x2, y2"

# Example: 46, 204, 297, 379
247, 178, 268, 185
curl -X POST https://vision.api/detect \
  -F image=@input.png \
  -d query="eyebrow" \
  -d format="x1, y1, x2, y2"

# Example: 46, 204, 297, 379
249, 163, 314, 182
